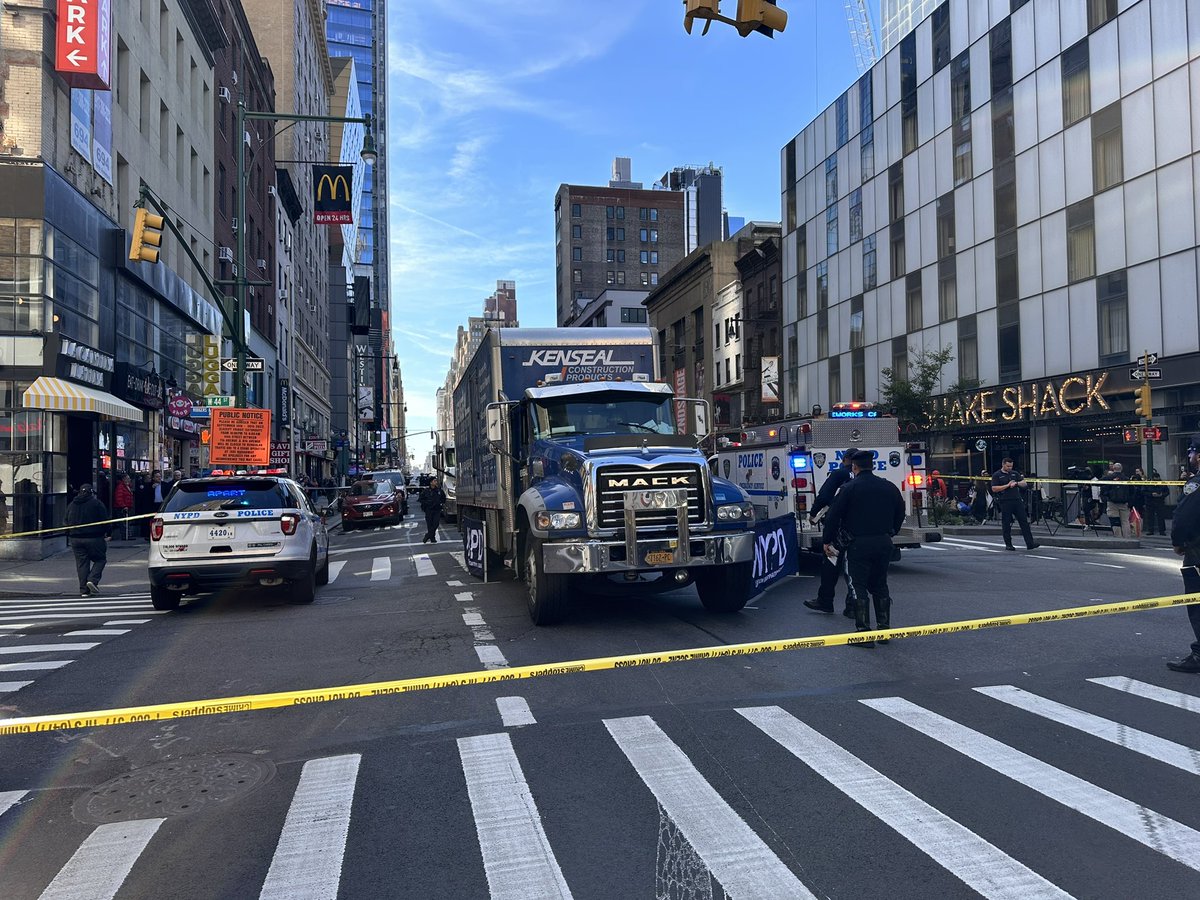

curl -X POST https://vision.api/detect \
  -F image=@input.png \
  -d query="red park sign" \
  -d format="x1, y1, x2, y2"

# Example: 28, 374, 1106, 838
55, 0, 112, 90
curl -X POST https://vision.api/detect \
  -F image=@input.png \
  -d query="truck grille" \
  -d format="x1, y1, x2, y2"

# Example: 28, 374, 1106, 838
595, 465, 706, 530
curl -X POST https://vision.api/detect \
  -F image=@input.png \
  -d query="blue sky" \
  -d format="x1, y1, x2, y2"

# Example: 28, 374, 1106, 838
386, 0, 869, 465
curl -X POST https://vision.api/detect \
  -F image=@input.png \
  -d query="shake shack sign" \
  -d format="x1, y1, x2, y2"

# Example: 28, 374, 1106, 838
926, 372, 1113, 430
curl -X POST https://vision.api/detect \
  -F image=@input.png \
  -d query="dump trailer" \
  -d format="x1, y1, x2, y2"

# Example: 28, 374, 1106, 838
454, 327, 757, 624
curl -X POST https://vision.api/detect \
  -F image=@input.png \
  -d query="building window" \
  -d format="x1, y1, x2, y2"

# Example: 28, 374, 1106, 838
616, 206, 625, 219
641, 273, 649, 286
891, 337, 908, 379
573, 269, 582, 283
953, 118, 973, 186
994, 160, 1017, 234
888, 162, 904, 221
990, 17, 1012, 96
860, 123, 875, 181
951, 50, 970, 121
863, 235, 877, 290
1067, 198, 1096, 283
606, 206, 614, 219
859, 71, 873, 129
849, 294, 864, 349
931, 2, 951, 72
650, 208, 658, 221
650, 251, 658, 264
890, 221, 906, 278
798, 269, 809, 318
817, 309, 829, 359
1097, 270, 1128, 363
616, 228, 625, 241
572, 247, 582, 261
571, 203, 581, 217
826, 205, 838, 255
902, 93, 919, 155
958, 314, 978, 383
572, 224, 582, 239
936, 193, 955, 259
606, 271, 615, 285
607, 227, 615, 240
796, 222, 807, 272
640, 251, 649, 264
829, 355, 842, 407
786, 326, 800, 409
616, 270, 626, 285
650, 273, 658, 285
997, 301, 1021, 382
992, 88, 1015, 163
1062, 38, 1090, 126
607, 249, 615, 263
851, 348, 865, 400
639, 228, 648, 242
938, 257, 957, 322
725, 358, 732, 384
639, 208, 647, 220
786, 184, 797, 233
849, 188, 863, 244
825, 154, 838, 206
735, 354, 741, 380
1088, 0, 1116, 32
815, 260, 828, 310
900, 31, 917, 98
650, 230, 658, 243
618, 249, 626, 263
836, 93, 849, 147
996, 230, 1019, 303
905, 272, 922, 332
1092, 101, 1123, 192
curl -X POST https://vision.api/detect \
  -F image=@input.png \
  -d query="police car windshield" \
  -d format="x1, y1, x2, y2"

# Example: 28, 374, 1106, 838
533, 395, 676, 439
163, 481, 299, 512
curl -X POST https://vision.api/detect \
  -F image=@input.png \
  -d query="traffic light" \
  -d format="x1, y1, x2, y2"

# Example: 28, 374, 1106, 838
1134, 383, 1152, 419
129, 208, 165, 264
683, 0, 720, 34
734, 0, 787, 37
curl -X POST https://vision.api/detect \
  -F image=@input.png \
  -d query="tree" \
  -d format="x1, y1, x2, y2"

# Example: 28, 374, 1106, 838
879, 344, 955, 432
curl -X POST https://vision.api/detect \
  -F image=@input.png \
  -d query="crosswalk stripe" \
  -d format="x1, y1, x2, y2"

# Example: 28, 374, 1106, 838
1088, 677, 1200, 713
327, 560, 347, 583
605, 715, 812, 899
37, 818, 163, 900
0, 612, 166, 623
414, 554, 436, 577
0, 681, 34, 693
369, 557, 391, 582
738, 706, 1072, 900
65, 629, 131, 637
475, 645, 509, 669
0, 595, 151, 607
104, 620, 152, 626
0, 790, 25, 818
0, 643, 99, 656
976, 685, 1200, 776
862, 697, 1200, 872
0, 661, 72, 672
259, 754, 361, 900
458, 732, 573, 900
452, 551, 467, 571
496, 697, 536, 727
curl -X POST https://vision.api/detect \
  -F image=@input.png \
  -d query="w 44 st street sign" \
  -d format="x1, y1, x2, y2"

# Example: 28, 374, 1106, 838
220, 357, 265, 372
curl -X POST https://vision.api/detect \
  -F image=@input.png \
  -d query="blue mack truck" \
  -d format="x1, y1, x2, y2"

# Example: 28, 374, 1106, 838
454, 327, 757, 625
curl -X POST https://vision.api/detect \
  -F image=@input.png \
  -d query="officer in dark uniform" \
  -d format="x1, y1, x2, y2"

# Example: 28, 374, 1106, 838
991, 457, 1040, 551
822, 449, 906, 647
803, 447, 859, 618
1167, 433, 1200, 673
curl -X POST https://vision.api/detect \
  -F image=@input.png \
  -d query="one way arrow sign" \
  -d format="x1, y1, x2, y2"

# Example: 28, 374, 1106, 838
221, 357, 265, 372
1129, 367, 1162, 380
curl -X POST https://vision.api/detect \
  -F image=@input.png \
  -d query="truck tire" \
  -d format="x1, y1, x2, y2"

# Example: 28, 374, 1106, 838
150, 585, 181, 611
694, 562, 752, 613
525, 537, 568, 625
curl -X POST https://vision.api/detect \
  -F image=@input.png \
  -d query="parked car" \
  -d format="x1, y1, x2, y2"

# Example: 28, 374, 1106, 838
148, 475, 330, 610
342, 480, 402, 530
368, 470, 409, 517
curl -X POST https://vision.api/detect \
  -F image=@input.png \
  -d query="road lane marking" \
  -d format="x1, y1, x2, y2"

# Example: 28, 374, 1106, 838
0, 661, 72, 672
605, 715, 811, 898
0, 681, 33, 693
65, 630, 130, 637
328, 561, 347, 583
0, 624, 31, 630
452, 551, 467, 571
0, 594, 151, 605
862, 697, 1200, 872
414, 554, 436, 577
1027, 555, 1059, 560
739, 705, 1071, 900
455, 592, 474, 603
369, 557, 392, 582
37, 818, 164, 900
1084, 562, 1124, 569
975, 685, 1200, 776
462, 611, 486, 626
0, 790, 25, 818
447, 580, 464, 586
920, 544, 950, 551
463, 609, 496, 643
458, 732, 572, 899
475, 644, 509, 670
496, 697, 536, 727
0, 602, 153, 614
103, 620, 152, 626
259, 754, 361, 900
0, 643, 100, 656
1088, 677, 1200, 713
0, 613, 166, 623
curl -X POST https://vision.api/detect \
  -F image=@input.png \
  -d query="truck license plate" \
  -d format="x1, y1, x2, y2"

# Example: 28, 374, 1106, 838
645, 550, 674, 566
207, 526, 234, 540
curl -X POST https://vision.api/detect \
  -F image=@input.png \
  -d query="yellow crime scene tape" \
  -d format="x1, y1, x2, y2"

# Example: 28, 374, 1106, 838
0, 512, 157, 541
939, 474, 1187, 487
1, 592, 1197, 735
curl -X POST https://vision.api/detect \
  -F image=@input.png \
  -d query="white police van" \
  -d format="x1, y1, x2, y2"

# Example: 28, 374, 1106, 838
148, 474, 330, 610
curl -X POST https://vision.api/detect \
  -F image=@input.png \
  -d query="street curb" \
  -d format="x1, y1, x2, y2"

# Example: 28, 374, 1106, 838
938, 525, 1141, 550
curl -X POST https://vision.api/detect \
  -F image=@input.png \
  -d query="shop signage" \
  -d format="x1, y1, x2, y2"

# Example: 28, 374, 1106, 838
269, 440, 291, 467
277, 378, 291, 427
209, 408, 270, 466
167, 394, 193, 418
200, 335, 221, 396
926, 372, 1113, 430
313, 165, 354, 225
673, 368, 687, 434
303, 440, 328, 453
46, 335, 114, 390
165, 415, 201, 437
55, 0, 112, 90
113, 362, 165, 409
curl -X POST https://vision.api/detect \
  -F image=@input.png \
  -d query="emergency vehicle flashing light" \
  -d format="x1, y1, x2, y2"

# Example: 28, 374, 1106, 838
829, 401, 880, 419
789, 453, 811, 471
906, 473, 925, 487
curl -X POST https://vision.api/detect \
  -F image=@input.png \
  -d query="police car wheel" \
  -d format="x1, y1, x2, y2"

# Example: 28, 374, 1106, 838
290, 549, 318, 604
526, 537, 567, 626
315, 551, 330, 586
150, 585, 181, 611
694, 561, 752, 613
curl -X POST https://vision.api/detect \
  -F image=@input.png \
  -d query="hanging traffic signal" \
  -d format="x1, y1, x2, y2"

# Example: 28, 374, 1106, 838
129, 208, 165, 264
735, 0, 787, 37
683, 0, 720, 34
1133, 383, 1152, 419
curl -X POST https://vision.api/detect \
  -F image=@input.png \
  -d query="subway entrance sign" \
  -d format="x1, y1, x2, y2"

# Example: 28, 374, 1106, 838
209, 408, 271, 466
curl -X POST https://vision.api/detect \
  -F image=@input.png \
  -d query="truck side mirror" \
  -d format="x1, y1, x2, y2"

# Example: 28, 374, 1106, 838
485, 405, 504, 450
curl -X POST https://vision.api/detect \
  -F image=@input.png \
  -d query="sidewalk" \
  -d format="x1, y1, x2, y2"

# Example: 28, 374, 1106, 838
937, 523, 1142, 549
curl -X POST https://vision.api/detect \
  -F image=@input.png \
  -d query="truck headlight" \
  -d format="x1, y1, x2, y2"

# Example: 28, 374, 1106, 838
716, 502, 755, 522
534, 511, 582, 530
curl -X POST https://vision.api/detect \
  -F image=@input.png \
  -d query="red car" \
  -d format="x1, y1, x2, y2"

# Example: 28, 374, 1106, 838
341, 481, 401, 530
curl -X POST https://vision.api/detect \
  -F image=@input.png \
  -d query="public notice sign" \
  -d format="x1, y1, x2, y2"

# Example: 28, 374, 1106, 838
210, 408, 271, 466
56, 0, 112, 90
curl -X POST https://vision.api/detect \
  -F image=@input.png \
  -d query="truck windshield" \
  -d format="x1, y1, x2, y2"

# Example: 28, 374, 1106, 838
532, 395, 676, 439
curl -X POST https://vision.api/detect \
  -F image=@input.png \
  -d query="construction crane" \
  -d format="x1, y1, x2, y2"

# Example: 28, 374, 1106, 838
843, 0, 879, 73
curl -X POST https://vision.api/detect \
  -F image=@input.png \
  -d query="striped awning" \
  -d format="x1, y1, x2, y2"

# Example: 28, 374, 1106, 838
22, 376, 144, 423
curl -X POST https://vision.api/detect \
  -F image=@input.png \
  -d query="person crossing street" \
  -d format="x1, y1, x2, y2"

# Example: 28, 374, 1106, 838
65, 484, 110, 597
803, 448, 859, 619
1167, 433, 1200, 673
419, 477, 447, 544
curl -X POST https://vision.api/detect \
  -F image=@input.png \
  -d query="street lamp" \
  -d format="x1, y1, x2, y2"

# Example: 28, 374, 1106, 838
360, 125, 378, 167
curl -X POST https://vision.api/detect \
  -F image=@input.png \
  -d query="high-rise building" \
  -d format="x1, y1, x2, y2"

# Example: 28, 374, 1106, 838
483, 280, 517, 323
654, 164, 725, 254
880, 0, 942, 52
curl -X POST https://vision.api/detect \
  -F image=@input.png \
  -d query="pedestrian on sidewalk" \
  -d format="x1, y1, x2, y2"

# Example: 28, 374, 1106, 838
804, 448, 859, 619
419, 477, 446, 543
991, 458, 1040, 551
1100, 463, 1131, 537
0, 479, 7, 534
114, 473, 135, 540
1144, 470, 1168, 536
65, 484, 110, 597
970, 470, 990, 523
1166, 433, 1200, 673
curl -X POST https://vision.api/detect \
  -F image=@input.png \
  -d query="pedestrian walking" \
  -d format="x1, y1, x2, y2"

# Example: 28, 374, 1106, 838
1166, 433, 1200, 673
804, 448, 860, 619
419, 478, 446, 543
0, 479, 8, 534
1144, 470, 1169, 536
822, 449, 906, 646
991, 458, 1040, 550
114, 473, 135, 540
65, 484, 110, 597
1100, 462, 1132, 536
970, 470, 990, 523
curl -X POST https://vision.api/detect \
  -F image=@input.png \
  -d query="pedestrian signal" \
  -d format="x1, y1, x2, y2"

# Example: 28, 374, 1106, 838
129, 208, 165, 264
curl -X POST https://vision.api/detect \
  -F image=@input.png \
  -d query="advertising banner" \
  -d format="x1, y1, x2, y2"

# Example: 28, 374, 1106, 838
70, 89, 92, 161
313, 165, 354, 224
92, 89, 113, 184
761, 356, 780, 403
673, 367, 687, 434
751, 513, 799, 595
209, 408, 271, 466
462, 514, 487, 582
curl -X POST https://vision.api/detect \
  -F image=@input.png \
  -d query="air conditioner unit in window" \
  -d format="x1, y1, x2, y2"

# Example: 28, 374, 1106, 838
217, 86, 231, 103
231, 217, 238, 232
231, 71, 239, 85
267, 185, 277, 198
218, 247, 233, 263
257, 258, 267, 270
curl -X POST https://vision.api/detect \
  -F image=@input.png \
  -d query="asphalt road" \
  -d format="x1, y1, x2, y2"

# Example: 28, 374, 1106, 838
0, 518, 1198, 899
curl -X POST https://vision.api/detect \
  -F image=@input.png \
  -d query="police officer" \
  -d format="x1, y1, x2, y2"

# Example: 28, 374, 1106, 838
803, 447, 859, 618
1167, 433, 1200, 673
991, 457, 1040, 550
822, 449, 906, 647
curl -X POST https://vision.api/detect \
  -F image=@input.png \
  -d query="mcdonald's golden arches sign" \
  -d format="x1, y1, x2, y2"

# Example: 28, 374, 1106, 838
313, 165, 354, 225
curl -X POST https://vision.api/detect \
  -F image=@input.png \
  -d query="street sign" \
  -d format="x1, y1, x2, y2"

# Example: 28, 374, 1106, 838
1129, 367, 1162, 380
220, 357, 265, 372
55, 0, 112, 90
197, 396, 235, 407
1136, 352, 1159, 366
303, 440, 329, 453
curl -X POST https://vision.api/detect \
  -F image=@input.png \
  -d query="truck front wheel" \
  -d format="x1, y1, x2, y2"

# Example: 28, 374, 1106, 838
525, 537, 568, 625
694, 562, 753, 613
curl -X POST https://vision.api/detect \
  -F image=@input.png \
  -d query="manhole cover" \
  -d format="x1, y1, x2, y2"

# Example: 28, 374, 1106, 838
73, 754, 276, 823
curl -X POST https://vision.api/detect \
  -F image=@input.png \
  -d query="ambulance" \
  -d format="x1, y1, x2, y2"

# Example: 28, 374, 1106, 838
710, 402, 942, 558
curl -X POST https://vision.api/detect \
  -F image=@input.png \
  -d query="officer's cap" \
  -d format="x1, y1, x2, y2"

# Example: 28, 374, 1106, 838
849, 449, 875, 466
1188, 433, 1200, 452
844, 446, 860, 458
